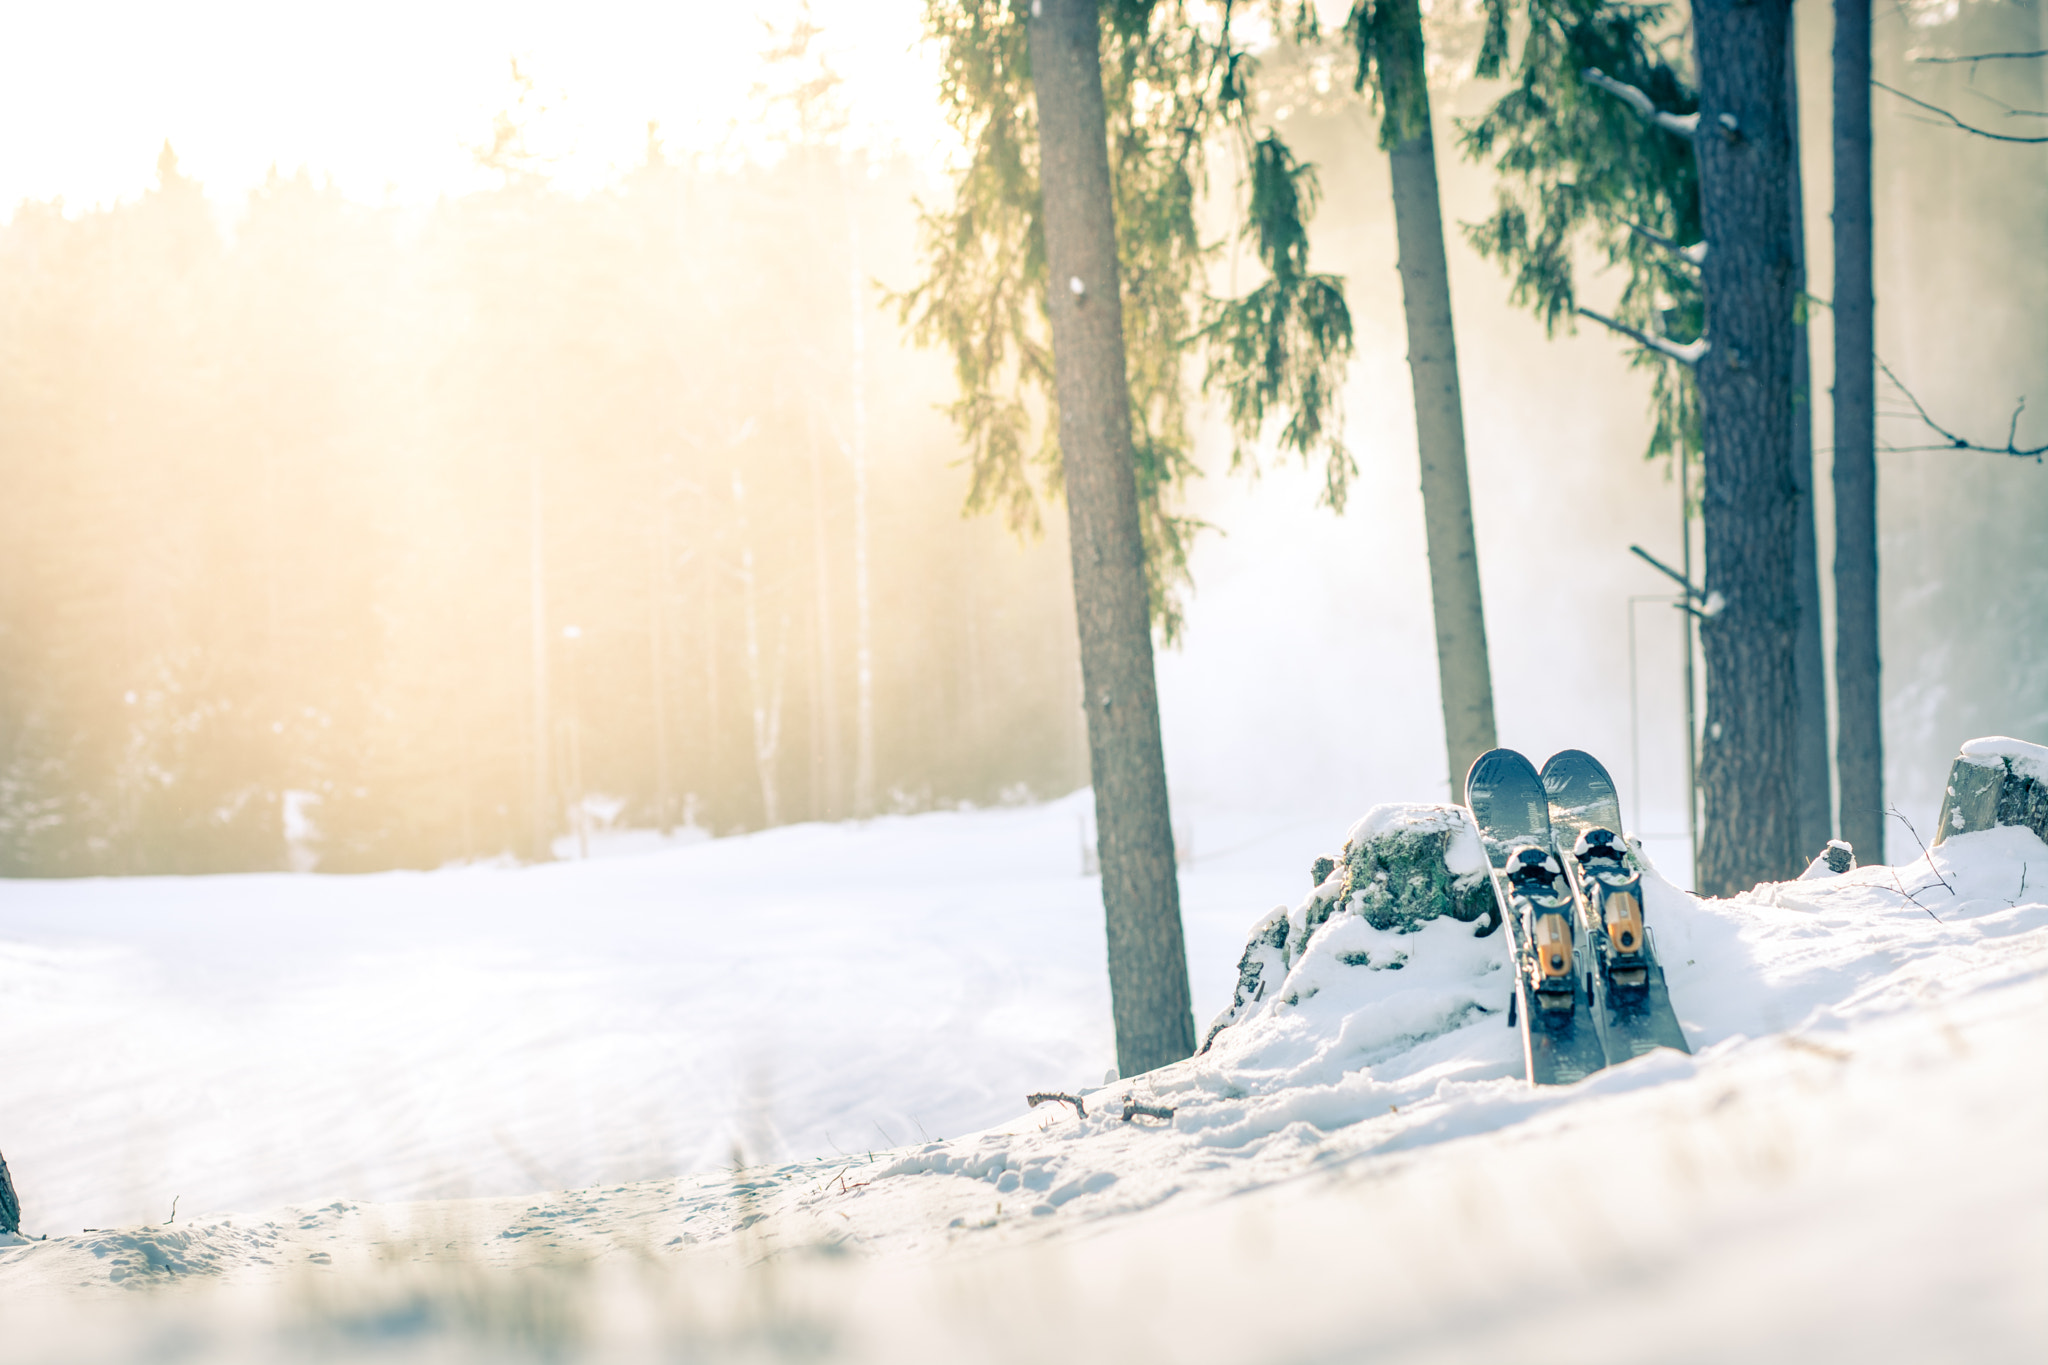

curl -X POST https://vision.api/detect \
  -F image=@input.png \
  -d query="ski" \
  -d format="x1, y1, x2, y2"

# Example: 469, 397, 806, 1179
1540, 749, 1691, 1065
1465, 748, 1608, 1086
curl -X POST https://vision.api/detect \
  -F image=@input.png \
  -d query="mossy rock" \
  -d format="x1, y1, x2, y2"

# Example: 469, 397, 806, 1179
1338, 813, 1493, 932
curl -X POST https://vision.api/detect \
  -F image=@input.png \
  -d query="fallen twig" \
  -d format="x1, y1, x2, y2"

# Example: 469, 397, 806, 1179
1885, 865, 1945, 923
1121, 1098, 1176, 1123
164, 1196, 178, 1225
1026, 1092, 1087, 1120
1888, 805, 1957, 897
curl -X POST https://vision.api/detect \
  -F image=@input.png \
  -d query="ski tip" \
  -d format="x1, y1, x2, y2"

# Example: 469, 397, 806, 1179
1463, 748, 1536, 806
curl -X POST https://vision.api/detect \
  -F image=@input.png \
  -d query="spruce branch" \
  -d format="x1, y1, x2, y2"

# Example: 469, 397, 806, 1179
1873, 80, 2048, 143
1581, 68, 1700, 139
1626, 222, 1707, 266
1576, 306, 1708, 367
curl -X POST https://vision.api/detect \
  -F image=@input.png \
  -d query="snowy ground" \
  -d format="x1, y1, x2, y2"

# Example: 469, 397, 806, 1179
2, 797, 2045, 1362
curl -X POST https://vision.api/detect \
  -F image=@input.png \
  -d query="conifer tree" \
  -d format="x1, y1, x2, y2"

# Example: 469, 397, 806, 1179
902, 0, 1353, 1071
1465, 0, 1807, 893
1346, 0, 1498, 794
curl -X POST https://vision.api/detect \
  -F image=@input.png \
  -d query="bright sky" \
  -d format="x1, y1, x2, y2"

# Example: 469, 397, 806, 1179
0, 0, 943, 212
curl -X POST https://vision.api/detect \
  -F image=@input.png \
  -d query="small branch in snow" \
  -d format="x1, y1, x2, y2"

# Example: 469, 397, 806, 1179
1883, 865, 1945, 922
1888, 805, 1957, 898
1121, 1098, 1176, 1123
165, 1196, 179, 1225
1873, 80, 2048, 143
1027, 1092, 1087, 1120
1626, 222, 1707, 266
1582, 68, 1700, 138
1576, 307, 1708, 367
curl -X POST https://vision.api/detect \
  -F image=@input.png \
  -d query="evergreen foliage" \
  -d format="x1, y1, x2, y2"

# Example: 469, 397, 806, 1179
897, 0, 1352, 637
1460, 0, 1704, 468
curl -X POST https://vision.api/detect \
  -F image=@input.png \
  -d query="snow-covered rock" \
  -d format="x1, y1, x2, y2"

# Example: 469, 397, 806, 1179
1202, 803, 1494, 1049
1938, 734, 2048, 845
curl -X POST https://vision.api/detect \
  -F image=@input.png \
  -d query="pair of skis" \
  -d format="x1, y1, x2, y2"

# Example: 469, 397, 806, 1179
1465, 748, 1690, 1087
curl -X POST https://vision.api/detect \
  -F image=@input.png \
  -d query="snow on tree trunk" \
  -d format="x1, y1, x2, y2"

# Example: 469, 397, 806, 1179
1692, 0, 1803, 896
1029, 0, 1195, 1076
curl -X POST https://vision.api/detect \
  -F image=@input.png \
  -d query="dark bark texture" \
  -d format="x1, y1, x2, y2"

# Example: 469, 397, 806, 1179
1692, 0, 1802, 895
1382, 6, 1498, 798
1028, 0, 1196, 1075
1832, 0, 1882, 864
1786, 6, 1833, 862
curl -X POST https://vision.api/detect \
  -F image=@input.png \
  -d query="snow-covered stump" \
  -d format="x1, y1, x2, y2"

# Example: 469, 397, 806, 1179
1202, 805, 1493, 1050
1934, 737, 2048, 848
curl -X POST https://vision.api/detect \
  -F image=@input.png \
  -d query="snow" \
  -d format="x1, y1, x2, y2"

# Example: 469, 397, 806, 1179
1959, 733, 2048, 784
2, 797, 2046, 1362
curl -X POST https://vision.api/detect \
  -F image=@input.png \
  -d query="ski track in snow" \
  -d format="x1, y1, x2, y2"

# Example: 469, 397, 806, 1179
1, 805, 2045, 1361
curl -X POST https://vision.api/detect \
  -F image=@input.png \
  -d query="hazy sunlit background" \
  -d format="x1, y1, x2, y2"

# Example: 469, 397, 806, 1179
0, 0, 2040, 884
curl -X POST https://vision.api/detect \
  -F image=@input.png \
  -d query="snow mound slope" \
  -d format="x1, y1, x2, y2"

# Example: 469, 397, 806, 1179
2, 810, 2045, 1359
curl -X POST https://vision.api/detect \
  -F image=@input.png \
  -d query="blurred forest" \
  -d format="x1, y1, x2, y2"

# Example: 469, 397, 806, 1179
0, 135, 1089, 875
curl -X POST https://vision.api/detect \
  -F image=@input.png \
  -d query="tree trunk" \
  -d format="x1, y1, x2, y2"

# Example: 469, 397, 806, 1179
1786, 6, 1834, 862
1692, 0, 1802, 895
1832, 0, 1882, 864
734, 475, 786, 829
846, 186, 878, 821
1380, 0, 1497, 797
649, 507, 674, 834
528, 447, 552, 861
1028, 0, 1195, 1076
807, 416, 844, 819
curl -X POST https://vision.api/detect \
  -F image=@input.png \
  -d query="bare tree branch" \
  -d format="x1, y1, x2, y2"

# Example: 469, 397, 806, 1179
1576, 306, 1709, 366
1581, 68, 1701, 138
1877, 359, 2046, 459
1873, 80, 2048, 143
1915, 49, 2047, 65
1626, 222, 1708, 266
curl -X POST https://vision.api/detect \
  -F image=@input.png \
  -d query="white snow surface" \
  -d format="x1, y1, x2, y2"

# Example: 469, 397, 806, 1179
2, 799, 2046, 1362
1959, 733, 2048, 783
1343, 800, 1486, 874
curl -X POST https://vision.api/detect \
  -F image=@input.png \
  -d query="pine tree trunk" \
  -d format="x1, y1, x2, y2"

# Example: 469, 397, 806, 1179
1692, 0, 1803, 895
1381, 0, 1497, 797
650, 508, 674, 834
807, 419, 844, 819
1832, 0, 1882, 864
528, 447, 552, 861
846, 193, 878, 821
1029, 0, 1195, 1076
1786, 7, 1834, 862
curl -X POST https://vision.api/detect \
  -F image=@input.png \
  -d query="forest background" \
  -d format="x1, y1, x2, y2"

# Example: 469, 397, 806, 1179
0, 0, 2040, 878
